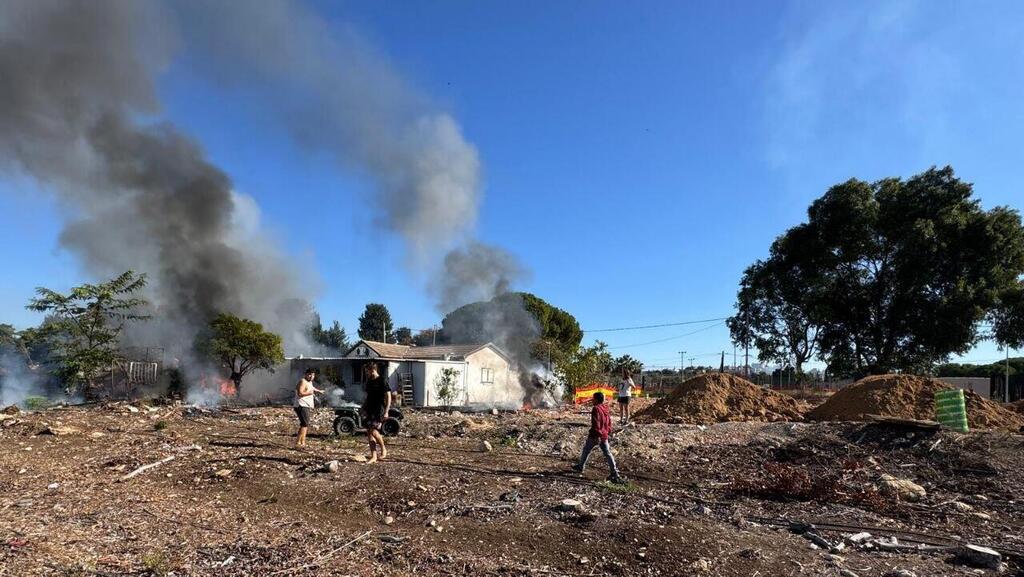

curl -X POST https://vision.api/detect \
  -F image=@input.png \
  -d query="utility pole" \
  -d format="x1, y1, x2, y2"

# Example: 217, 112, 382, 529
1007, 346, 1011, 403
432, 324, 437, 346
679, 351, 686, 378
733, 345, 737, 372
382, 321, 387, 344
744, 342, 749, 378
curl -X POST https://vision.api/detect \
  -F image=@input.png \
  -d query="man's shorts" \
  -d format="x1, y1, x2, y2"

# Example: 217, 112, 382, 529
294, 406, 311, 427
617, 396, 630, 405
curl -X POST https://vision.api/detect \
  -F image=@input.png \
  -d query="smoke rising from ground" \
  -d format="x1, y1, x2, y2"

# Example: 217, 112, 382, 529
176, 1, 526, 313
0, 0, 536, 403
0, 1, 317, 370
0, 352, 45, 408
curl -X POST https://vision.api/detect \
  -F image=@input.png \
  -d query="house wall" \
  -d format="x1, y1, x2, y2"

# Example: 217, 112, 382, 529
463, 348, 520, 408
418, 360, 469, 407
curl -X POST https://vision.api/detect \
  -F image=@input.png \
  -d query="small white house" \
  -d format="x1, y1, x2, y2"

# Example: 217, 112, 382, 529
288, 340, 518, 408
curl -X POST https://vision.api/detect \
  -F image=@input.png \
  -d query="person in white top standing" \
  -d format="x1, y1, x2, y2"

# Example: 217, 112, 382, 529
616, 367, 634, 424
294, 368, 324, 448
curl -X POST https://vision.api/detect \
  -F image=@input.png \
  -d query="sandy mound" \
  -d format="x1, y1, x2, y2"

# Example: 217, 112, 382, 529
807, 374, 1024, 431
635, 373, 803, 424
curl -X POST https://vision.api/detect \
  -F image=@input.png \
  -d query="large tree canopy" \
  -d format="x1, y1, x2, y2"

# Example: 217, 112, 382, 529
730, 167, 1024, 377
200, 313, 284, 394
992, 281, 1024, 349
727, 227, 823, 377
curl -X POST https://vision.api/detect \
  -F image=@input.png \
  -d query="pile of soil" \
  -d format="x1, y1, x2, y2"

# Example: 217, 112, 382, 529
806, 374, 1024, 430
1008, 400, 1024, 414
634, 373, 803, 425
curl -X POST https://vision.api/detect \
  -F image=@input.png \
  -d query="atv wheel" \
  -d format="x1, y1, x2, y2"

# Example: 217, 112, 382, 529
381, 417, 401, 437
333, 416, 356, 436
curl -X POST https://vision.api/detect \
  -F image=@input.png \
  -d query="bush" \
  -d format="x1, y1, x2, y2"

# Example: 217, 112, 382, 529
23, 396, 49, 410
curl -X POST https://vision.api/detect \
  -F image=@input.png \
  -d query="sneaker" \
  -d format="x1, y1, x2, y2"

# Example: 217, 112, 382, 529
608, 475, 627, 485
570, 465, 584, 476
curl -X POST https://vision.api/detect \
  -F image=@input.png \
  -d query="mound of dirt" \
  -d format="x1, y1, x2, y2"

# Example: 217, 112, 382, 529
806, 374, 1024, 431
634, 373, 803, 425
1008, 400, 1024, 414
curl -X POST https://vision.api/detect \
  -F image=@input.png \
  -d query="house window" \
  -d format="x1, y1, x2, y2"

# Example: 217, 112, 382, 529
481, 367, 494, 384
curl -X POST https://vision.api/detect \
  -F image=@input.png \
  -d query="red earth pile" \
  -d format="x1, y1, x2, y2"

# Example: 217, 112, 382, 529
807, 374, 1024, 430
634, 373, 803, 425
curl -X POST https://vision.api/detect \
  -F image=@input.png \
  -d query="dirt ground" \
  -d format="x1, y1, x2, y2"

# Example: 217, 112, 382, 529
2, 400, 1023, 577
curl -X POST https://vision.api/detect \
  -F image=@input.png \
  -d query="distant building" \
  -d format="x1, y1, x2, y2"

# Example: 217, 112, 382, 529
287, 340, 517, 408
937, 376, 991, 399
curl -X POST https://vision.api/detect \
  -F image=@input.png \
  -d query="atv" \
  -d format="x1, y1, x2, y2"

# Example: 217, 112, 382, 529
332, 405, 404, 437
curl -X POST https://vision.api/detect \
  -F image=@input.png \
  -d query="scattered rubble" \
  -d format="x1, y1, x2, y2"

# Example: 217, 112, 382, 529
634, 373, 804, 424
2, 403, 1022, 576
955, 544, 1002, 569
878, 474, 927, 502
808, 374, 1024, 430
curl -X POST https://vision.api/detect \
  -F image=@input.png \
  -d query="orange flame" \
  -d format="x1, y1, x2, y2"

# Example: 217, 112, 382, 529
219, 378, 236, 397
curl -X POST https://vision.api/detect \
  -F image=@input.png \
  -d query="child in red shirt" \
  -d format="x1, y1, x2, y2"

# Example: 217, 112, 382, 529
572, 391, 625, 483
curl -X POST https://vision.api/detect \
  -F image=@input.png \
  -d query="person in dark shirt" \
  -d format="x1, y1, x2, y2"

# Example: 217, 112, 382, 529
572, 391, 624, 483
362, 363, 391, 463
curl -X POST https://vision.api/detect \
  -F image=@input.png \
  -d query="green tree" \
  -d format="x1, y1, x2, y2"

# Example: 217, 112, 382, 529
992, 282, 1024, 349
200, 313, 284, 395
412, 328, 437, 347
727, 237, 821, 379
394, 326, 413, 346
613, 354, 643, 376
0, 324, 24, 358
357, 303, 394, 343
25, 271, 149, 394
309, 314, 349, 352
435, 366, 461, 409
555, 341, 614, 392
733, 167, 1024, 376
810, 168, 1024, 374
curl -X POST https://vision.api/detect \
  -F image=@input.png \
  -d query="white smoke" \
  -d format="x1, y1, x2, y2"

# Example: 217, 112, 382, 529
0, 352, 46, 408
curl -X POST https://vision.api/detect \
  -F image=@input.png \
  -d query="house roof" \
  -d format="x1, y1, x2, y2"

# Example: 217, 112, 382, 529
348, 340, 509, 362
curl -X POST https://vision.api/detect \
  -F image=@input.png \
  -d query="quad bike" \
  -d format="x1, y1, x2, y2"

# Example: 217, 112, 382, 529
332, 405, 403, 437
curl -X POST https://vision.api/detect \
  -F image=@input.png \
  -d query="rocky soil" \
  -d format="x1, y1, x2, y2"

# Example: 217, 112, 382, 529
2, 401, 1023, 576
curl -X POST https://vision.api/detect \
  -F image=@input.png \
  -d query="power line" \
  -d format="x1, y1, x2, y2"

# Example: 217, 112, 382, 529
584, 316, 730, 333
606, 323, 729, 350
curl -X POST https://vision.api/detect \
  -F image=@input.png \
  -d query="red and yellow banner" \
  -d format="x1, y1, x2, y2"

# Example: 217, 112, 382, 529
573, 382, 642, 404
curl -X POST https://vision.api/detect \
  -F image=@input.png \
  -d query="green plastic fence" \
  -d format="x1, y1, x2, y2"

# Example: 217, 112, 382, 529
934, 389, 969, 433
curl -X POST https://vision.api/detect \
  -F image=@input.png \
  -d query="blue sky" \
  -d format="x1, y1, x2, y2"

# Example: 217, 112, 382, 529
2, 0, 1023, 370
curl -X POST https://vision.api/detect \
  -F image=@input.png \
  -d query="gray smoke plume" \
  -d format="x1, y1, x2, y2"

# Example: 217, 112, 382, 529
1, 1, 536, 403
0, 1, 317, 366
177, 1, 479, 259
174, 1, 526, 310
436, 242, 529, 313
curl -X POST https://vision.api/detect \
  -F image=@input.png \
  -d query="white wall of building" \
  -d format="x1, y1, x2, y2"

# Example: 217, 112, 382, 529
463, 348, 519, 408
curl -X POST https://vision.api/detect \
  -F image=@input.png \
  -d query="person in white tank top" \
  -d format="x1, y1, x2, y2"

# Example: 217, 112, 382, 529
294, 368, 323, 448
